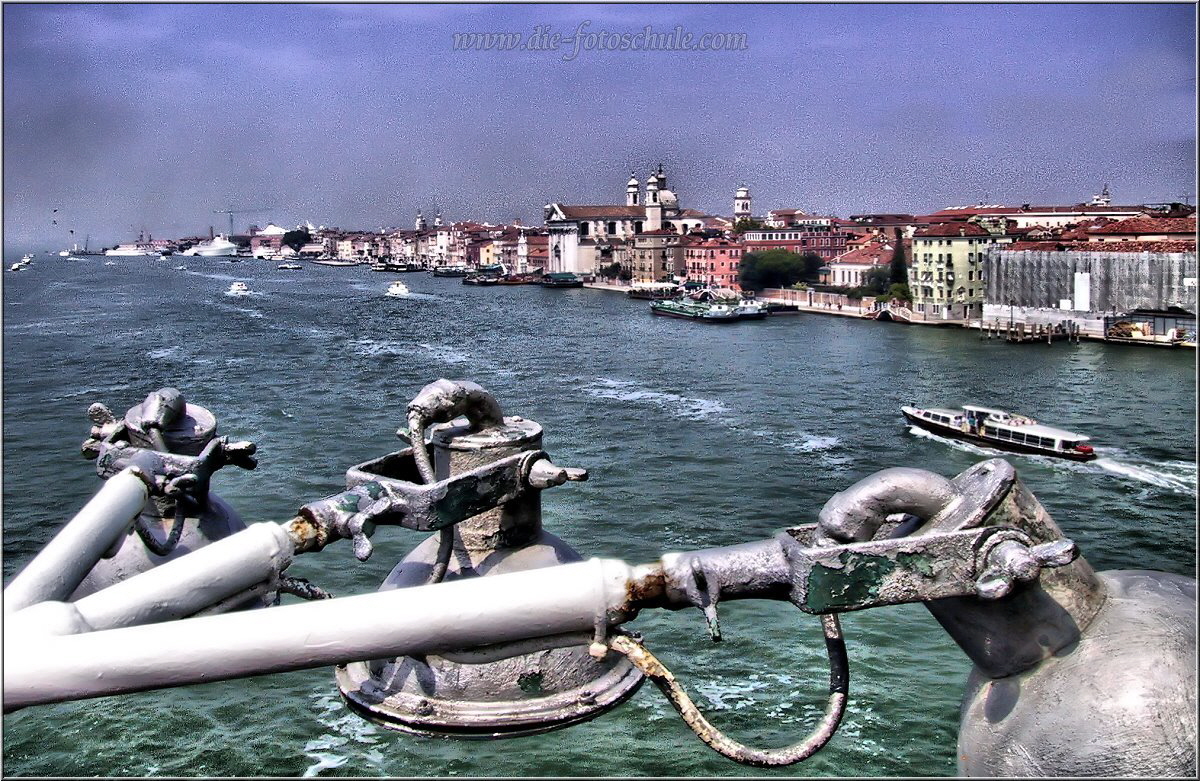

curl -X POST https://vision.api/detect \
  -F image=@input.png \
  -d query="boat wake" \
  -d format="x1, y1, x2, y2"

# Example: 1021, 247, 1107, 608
578, 377, 847, 468
907, 426, 1197, 497
1093, 456, 1196, 496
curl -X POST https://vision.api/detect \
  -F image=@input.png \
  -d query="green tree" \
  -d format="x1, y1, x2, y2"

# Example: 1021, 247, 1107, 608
739, 248, 817, 291
282, 229, 310, 253
889, 228, 908, 286
732, 217, 765, 233
863, 266, 891, 296
799, 252, 823, 282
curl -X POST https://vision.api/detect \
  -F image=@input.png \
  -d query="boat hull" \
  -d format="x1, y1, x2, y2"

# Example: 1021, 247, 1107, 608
901, 410, 1096, 462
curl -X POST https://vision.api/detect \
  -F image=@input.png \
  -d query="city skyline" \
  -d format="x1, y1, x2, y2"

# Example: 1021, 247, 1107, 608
2, 2, 1196, 249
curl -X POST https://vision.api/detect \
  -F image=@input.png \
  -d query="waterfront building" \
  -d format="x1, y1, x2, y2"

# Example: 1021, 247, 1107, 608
516, 230, 549, 274
249, 223, 288, 256
826, 234, 897, 288
683, 236, 745, 289
543, 166, 718, 275
740, 219, 854, 262
631, 228, 685, 284
910, 220, 1014, 323
983, 242, 1197, 340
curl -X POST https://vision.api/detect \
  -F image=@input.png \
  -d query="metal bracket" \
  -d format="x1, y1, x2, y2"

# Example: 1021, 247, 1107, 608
294, 446, 581, 560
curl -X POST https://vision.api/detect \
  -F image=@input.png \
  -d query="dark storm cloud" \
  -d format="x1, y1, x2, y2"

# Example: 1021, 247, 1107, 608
2, 3, 1194, 250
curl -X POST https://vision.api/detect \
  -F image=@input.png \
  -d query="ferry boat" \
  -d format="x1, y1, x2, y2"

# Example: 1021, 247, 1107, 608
225, 281, 251, 296
385, 280, 411, 297
901, 404, 1097, 461
540, 272, 584, 288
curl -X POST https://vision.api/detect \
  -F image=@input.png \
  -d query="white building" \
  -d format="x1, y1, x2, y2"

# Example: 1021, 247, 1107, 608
543, 166, 723, 275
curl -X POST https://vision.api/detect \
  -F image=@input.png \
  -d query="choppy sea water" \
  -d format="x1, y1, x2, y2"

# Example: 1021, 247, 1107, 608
2, 255, 1195, 777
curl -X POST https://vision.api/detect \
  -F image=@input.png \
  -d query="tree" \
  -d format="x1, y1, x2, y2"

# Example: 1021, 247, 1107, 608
732, 217, 765, 233
739, 248, 816, 291
863, 266, 891, 296
799, 252, 823, 282
889, 227, 908, 287
282, 229, 311, 253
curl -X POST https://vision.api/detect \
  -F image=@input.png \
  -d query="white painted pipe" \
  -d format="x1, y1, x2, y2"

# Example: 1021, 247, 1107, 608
3, 470, 149, 613
3, 557, 637, 710
68, 522, 295, 630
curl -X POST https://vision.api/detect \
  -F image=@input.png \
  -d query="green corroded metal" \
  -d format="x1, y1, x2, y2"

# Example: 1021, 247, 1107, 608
804, 549, 943, 613
806, 551, 895, 613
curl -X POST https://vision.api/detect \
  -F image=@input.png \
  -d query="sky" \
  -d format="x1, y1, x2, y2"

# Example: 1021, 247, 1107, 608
1, 2, 1196, 250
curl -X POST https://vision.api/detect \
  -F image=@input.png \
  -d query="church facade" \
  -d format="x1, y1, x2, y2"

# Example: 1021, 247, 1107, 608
543, 166, 733, 275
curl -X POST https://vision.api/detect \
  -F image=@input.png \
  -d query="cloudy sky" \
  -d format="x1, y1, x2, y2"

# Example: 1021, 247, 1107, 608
2, 2, 1195, 249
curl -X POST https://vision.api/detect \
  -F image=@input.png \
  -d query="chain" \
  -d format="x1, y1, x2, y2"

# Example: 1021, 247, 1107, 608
606, 614, 848, 768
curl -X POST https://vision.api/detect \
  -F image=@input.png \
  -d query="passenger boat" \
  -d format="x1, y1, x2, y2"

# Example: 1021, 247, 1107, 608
385, 280, 411, 297
225, 281, 251, 296
901, 404, 1097, 461
540, 272, 584, 288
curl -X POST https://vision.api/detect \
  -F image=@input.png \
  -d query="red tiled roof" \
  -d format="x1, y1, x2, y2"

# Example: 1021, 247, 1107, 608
1091, 216, 1197, 235
913, 223, 992, 237
1070, 240, 1196, 252
1002, 240, 1197, 253
831, 241, 895, 266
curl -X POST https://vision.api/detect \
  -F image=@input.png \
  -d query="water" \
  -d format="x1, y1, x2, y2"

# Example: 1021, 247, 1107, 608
2, 255, 1195, 777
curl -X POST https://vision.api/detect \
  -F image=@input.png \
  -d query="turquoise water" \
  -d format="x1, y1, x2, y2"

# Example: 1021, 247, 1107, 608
2, 255, 1195, 776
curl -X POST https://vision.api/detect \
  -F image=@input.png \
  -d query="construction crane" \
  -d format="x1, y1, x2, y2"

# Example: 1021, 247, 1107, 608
213, 207, 273, 237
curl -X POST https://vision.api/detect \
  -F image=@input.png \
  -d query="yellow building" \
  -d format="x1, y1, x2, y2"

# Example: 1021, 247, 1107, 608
911, 219, 1012, 322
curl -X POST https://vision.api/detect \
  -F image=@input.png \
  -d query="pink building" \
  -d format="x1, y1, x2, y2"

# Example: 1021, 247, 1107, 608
684, 237, 745, 289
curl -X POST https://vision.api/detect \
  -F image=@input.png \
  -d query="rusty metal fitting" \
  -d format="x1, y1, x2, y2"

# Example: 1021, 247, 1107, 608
974, 532, 1078, 600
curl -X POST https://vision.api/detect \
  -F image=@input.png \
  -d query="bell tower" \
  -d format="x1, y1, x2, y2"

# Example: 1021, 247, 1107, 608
644, 167, 663, 231
415, 211, 427, 231
734, 186, 752, 223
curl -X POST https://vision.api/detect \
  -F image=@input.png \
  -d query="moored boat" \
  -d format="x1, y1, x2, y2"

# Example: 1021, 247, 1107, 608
650, 298, 740, 323
540, 272, 584, 288
431, 265, 470, 277
183, 235, 239, 257
901, 404, 1097, 461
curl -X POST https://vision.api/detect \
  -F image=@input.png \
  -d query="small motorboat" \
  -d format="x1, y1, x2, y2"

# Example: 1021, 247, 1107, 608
385, 280, 411, 297
226, 281, 251, 296
902, 404, 1096, 461
277, 262, 303, 270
